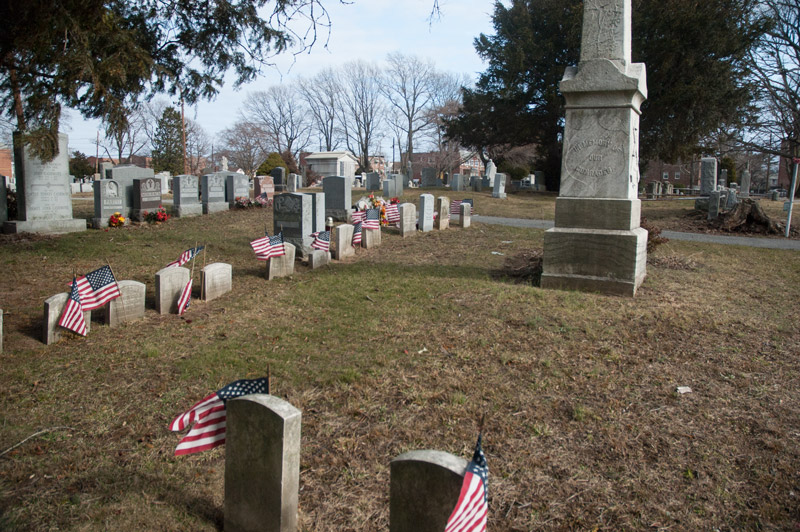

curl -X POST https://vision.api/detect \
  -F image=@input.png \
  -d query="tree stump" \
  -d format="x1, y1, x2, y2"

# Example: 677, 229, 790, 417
718, 198, 782, 234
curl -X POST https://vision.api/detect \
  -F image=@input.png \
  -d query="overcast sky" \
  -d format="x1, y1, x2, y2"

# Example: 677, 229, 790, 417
64, 0, 496, 157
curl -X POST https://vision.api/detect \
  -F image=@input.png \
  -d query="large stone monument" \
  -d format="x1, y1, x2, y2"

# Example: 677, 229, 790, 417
172, 175, 202, 217
92, 179, 126, 228
4, 133, 86, 234
202, 173, 229, 214
700, 157, 718, 195
541, 0, 648, 297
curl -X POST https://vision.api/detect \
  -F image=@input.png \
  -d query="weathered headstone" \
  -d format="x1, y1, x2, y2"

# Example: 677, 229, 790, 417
398, 203, 417, 237
384, 175, 403, 198
646, 181, 658, 199
224, 394, 301, 532
133, 177, 162, 221
323, 176, 353, 221
534, 171, 545, 191
308, 250, 331, 269
362, 227, 381, 248
419, 194, 434, 232
106, 280, 146, 327
226, 174, 250, 207
700, 157, 718, 196
450, 174, 464, 192
254, 176, 276, 202
708, 191, 721, 220
740, 169, 751, 197
492, 172, 507, 199
274, 194, 313, 257
92, 179, 126, 227
485, 159, 497, 186
389, 450, 467, 532
457, 203, 472, 228
719, 169, 728, 188
365, 172, 381, 192
470, 176, 482, 192
100, 161, 114, 179
4, 132, 86, 234
267, 242, 296, 280
434, 196, 450, 230
270, 167, 286, 192
201, 263, 232, 302
333, 224, 355, 259
172, 175, 202, 217
43, 293, 91, 344
305, 192, 326, 232
421, 167, 437, 188
155, 266, 190, 315
287, 173, 301, 193
725, 189, 739, 210
541, 0, 649, 297
202, 173, 229, 214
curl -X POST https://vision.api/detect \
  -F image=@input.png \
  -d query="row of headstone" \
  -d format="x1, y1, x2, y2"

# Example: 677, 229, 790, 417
44, 263, 233, 344
221, 393, 473, 532
696, 186, 740, 220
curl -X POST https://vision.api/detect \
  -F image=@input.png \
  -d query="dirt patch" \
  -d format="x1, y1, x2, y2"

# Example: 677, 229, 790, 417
489, 249, 543, 285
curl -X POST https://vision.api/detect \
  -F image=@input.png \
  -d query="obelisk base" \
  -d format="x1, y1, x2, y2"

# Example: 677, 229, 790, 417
541, 198, 647, 297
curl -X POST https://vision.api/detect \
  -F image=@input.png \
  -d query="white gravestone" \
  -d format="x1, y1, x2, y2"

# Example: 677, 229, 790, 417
225, 395, 301, 532
333, 224, 355, 260
542, 0, 648, 297
267, 242, 296, 280
43, 293, 91, 344
155, 266, 190, 314
398, 203, 417, 237
201, 263, 233, 302
106, 280, 146, 327
418, 194, 435, 232
434, 196, 450, 230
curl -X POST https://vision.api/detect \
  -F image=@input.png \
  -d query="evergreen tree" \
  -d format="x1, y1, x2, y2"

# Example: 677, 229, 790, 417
151, 107, 183, 176
68, 151, 94, 179
445, 0, 765, 191
256, 152, 289, 176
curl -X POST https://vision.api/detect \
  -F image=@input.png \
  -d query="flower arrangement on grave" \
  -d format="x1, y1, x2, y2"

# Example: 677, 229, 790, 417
235, 196, 257, 208
143, 205, 170, 223
108, 212, 126, 227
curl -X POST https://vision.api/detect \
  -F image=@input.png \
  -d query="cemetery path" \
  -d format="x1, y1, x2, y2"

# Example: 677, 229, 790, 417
473, 215, 800, 250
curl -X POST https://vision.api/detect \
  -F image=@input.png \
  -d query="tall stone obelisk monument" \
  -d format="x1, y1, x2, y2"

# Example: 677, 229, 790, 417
541, 0, 648, 297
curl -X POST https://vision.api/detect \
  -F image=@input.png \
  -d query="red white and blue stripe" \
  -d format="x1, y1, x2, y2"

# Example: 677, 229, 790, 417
169, 377, 270, 456
364, 208, 381, 230
352, 222, 363, 246
177, 278, 192, 315
166, 246, 205, 268
445, 434, 488, 532
58, 278, 87, 336
251, 233, 286, 260
385, 203, 400, 224
311, 230, 330, 251
75, 265, 121, 310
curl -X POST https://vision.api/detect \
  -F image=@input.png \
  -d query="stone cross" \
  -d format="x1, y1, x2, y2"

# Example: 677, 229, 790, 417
580, 0, 631, 63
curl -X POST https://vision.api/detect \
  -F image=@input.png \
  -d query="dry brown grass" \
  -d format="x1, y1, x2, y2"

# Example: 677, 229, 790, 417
1, 198, 799, 531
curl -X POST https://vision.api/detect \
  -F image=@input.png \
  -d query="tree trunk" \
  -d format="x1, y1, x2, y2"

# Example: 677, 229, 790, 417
719, 198, 782, 234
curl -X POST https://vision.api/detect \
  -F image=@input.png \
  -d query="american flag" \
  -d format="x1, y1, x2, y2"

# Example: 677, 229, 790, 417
311, 230, 330, 251
75, 265, 121, 311
169, 377, 270, 456
451, 199, 474, 215
445, 434, 489, 532
166, 246, 205, 268
385, 203, 400, 224
364, 208, 381, 230
58, 278, 87, 336
177, 278, 192, 315
351, 211, 366, 224
251, 232, 286, 260
352, 222, 362, 246
255, 193, 269, 205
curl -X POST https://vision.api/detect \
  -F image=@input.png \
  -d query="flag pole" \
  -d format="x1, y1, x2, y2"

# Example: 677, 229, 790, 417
104, 258, 124, 304
188, 242, 197, 303
200, 243, 207, 301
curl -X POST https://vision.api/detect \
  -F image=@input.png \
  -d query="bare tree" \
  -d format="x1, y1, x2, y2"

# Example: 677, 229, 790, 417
220, 121, 267, 177
424, 71, 471, 176
744, 0, 799, 168
243, 85, 311, 161
382, 52, 437, 175
185, 118, 210, 175
337, 60, 385, 170
101, 107, 148, 163
299, 68, 341, 152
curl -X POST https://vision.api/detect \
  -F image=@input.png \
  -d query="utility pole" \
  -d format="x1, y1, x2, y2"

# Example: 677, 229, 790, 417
180, 91, 187, 175
95, 130, 100, 175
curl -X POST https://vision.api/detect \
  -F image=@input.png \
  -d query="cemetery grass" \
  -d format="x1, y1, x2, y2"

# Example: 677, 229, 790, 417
0, 205, 799, 531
